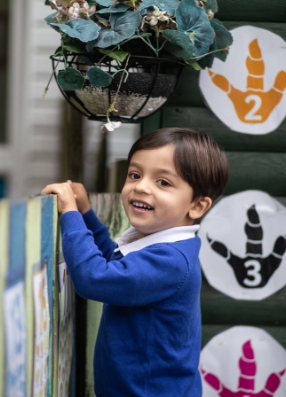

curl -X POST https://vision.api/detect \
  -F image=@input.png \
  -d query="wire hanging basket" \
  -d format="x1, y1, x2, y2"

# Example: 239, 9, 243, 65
51, 52, 185, 123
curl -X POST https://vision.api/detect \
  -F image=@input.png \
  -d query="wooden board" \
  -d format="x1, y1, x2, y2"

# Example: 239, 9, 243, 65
216, 0, 286, 22
161, 107, 286, 152
202, 325, 286, 349
141, 109, 162, 136
225, 152, 286, 196
201, 278, 286, 326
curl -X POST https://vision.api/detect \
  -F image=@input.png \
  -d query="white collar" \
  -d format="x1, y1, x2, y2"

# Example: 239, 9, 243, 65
114, 225, 200, 256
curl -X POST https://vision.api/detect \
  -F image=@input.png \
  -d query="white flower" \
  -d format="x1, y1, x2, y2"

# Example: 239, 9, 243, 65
50, 0, 95, 21
101, 120, 122, 133
141, 6, 169, 28
195, 0, 215, 19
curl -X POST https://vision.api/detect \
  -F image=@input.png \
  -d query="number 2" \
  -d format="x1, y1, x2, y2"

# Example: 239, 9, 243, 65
244, 95, 262, 121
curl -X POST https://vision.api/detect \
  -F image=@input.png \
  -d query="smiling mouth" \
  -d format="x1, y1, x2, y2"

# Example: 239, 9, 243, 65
131, 201, 154, 211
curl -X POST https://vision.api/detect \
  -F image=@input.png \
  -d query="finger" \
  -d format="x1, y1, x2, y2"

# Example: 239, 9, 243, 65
272, 236, 286, 257
245, 204, 263, 255
208, 70, 231, 93
67, 180, 72, 185
74, 194, 77, 198
207, 234, 229, 258
41, 184, 59, 195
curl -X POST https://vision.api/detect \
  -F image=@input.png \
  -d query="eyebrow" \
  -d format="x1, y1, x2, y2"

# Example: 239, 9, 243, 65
129, 162, 178, 178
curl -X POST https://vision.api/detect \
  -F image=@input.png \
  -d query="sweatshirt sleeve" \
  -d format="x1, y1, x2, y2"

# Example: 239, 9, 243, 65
60, 211, 188, 307
81, 208, 117, 261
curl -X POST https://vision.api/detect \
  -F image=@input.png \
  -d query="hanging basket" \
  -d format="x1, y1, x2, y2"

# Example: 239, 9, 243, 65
51, 53, 185, 123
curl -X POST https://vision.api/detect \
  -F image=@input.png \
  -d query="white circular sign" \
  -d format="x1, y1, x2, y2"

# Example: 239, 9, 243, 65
198, 191, 286, 300
200, 326, 286, 397
199, 26, 286, 135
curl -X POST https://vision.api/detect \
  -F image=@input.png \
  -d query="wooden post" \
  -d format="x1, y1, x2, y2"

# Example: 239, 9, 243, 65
62, 102, 83, 183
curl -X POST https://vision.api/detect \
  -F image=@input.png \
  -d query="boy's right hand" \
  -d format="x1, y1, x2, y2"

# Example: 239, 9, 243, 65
67, 181, 91, 215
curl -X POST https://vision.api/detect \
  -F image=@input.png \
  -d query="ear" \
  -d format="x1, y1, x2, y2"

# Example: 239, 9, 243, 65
188, 197, 212, 220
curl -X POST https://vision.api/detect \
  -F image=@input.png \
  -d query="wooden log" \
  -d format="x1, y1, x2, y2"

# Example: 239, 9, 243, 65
141, 109, 162, 136
162, 107, 286, 153
202, 325, 286, 350
216, 0, 286, 22
225, 152, 286, 196
201, 278, 286, 326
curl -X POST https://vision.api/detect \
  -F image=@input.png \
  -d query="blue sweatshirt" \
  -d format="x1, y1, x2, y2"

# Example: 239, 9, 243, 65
60, 209, 202, 397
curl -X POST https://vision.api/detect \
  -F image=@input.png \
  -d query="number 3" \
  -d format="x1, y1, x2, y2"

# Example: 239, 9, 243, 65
243, 260, 262, 286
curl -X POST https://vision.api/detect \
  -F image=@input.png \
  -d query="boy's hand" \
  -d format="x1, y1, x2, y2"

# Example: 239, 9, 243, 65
41, 183, 78, 214
67, 181, 91, 215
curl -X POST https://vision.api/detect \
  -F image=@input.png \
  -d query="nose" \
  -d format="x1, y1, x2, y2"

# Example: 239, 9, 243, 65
134, 176, 151, 194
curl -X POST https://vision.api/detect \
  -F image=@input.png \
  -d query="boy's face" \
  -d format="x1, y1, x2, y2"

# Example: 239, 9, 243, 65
122, 144, 197, 239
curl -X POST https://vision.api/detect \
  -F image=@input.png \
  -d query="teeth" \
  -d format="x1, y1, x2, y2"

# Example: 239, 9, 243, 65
132, 202, 152, 209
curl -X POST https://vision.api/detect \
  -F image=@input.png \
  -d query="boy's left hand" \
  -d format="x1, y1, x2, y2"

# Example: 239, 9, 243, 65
41, 183, 78, 214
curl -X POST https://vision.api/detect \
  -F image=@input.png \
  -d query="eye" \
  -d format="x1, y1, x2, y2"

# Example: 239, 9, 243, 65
157, 179, 170, 187
129, 172, 140, 179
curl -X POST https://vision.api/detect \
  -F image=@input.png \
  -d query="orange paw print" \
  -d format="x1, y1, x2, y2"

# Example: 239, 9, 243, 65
208, 39, 286, 124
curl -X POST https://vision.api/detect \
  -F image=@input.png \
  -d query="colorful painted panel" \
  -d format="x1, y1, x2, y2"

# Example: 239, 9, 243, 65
0, 195, 58, 397
58, 260, 75, 397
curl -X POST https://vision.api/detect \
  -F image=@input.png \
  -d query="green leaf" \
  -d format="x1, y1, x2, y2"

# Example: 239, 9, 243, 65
207, 0, 218, 13
51, 19, 100, 42
86, 0, 97, 4
96, 4, 130, 13
95, 0, 113, 6
185, 59, 202, 70
58, 67, 85, 90
210, 18, 233, 61
54, 46, 63, 55
87, 9, 141, 50
64, 44, 87, 54
176, 0, 215, 57
45, 12, 58, 26
141, 0, 179, 15
45, 0, 49, 4
198, 19, 232, 69
87, 67, 112, 86
162, 30, 194, 60
98, 49, 129, 61
197, 41, 215, 68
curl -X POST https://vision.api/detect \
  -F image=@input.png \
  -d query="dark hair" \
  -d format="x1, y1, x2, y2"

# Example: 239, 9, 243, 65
127, 128, 229, 202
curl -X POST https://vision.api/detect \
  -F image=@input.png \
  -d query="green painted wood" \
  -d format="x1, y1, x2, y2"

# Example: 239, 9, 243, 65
225, 152, 286, 196
201, 279, 286, 327
167, 22, 286, 108
216, 1, 286, 22
167, 68, 203, 107
202, 325, 286, 350
161, 107, 286, 152
141, 109, 162, 135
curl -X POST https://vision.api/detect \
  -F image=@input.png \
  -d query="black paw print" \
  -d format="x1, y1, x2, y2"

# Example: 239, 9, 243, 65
207, 205, 286, 289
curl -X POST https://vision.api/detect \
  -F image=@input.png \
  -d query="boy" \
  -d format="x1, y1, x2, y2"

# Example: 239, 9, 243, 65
42, 128, 229, 397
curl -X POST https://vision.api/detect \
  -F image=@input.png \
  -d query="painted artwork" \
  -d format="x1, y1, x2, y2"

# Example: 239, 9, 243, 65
198, 191, 286, 300
58, 261, 74, 397
199, 26, 286, 134
3, 280, 27, 397
32, 264, 50, 397
200, 327, 286, 396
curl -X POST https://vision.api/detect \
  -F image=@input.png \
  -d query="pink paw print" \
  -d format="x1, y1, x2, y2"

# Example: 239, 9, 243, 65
201, 340, 285, 396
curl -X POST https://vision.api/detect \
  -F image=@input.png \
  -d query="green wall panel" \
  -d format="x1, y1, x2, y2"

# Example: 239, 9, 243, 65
162, 107, 286, 152
201, 278, 286, 327
225, 152, 286, 196
216, 0, 286, 22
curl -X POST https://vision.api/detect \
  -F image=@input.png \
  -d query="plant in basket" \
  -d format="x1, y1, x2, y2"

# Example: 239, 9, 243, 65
44, 0, 232, 131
